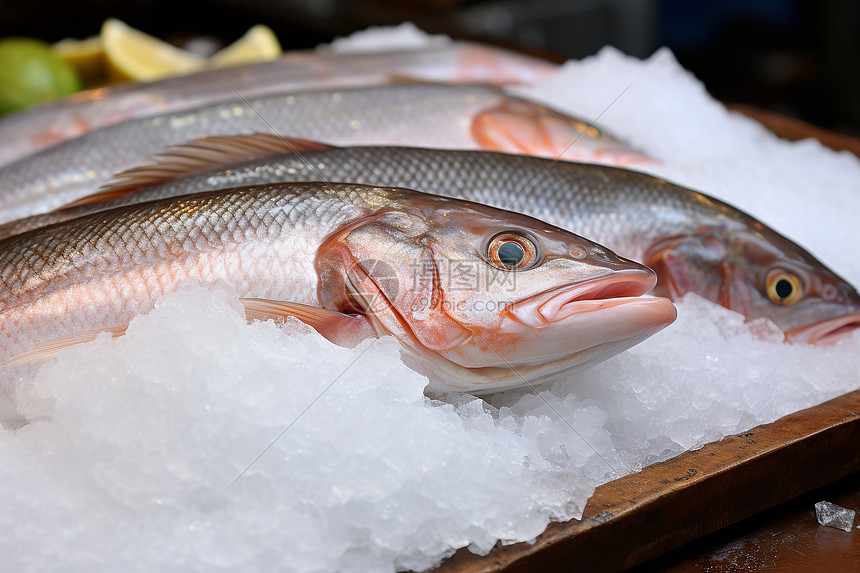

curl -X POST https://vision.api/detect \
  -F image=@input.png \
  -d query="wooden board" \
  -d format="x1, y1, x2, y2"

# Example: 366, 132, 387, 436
433, 388, 860, 572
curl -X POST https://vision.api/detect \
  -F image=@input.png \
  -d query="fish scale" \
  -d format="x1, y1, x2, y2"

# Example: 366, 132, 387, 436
0, 185, 366, 313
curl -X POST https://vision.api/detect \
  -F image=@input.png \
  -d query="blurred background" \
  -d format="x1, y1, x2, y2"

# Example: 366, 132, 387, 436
2, 0, 859, 136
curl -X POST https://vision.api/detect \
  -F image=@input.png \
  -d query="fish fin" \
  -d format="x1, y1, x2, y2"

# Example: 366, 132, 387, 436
54, 188, 138, 210
1, 325, 128, 368
470, 96, 651, 165
63, 134, 337, 209
240, 298, 375, 348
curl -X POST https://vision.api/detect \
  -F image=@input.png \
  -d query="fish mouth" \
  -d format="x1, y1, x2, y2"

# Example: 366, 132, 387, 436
784, 310, 860, 345
508, 270, 661, 327
406, 269, 675, 394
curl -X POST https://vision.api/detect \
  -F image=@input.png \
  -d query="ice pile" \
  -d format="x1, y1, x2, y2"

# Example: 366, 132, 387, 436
4, 284, 602, 572
510, 46, 860, 282
814, 501, 856, 532
4, 39, 860, 573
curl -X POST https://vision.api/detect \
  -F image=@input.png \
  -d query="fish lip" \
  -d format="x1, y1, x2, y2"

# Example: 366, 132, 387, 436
784, 310, 860, 345
507, 270, 658, 327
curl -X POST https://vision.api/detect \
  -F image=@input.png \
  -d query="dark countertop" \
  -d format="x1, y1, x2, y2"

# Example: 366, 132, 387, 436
631, 473, 859, 572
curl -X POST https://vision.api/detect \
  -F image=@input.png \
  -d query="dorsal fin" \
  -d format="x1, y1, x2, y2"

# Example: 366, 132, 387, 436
64, 134, 336, 209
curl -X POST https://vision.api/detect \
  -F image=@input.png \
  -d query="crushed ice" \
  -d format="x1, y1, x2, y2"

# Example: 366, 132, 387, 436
4, 36, 860, 573
325, 22, 450, 53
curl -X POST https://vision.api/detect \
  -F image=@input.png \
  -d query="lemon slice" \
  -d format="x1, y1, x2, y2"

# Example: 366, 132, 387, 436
53, 36, 106, 86
102, 18, 205, 82
209, 24, 282, 69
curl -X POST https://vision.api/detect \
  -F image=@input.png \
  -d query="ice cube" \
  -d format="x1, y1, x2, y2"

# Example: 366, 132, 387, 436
814, 501, 856, 532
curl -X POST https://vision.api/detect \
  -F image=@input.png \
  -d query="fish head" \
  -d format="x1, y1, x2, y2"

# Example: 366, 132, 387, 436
470, 96, 653, 166
646, 224, 860, 345
316, 193, 676, 394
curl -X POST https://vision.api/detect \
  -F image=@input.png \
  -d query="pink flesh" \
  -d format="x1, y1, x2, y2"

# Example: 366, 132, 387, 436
784, 310, 860, 345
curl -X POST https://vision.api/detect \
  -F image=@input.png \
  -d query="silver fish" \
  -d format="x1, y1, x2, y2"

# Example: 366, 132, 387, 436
0, 182, 675, 419
0, 84, 647, 224
18, 136, 854, 345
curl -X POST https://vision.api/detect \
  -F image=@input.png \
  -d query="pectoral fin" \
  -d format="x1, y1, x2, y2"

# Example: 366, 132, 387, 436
240, 298, 376, 347
1, 325, 128, 367
2, 298, 374, 368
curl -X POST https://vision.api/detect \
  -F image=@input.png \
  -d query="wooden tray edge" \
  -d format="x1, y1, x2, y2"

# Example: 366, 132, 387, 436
436, 387, 860, 572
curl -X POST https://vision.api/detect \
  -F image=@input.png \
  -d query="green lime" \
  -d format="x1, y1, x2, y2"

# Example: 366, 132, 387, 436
0, 37, 83, 115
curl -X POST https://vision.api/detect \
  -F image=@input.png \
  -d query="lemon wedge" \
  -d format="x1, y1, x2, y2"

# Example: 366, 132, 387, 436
53, 36, 106, 86
102, 18, 205, 82
209, 24, 282, 69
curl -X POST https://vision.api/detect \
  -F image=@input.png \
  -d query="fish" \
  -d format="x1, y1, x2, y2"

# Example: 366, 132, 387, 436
14, 135, 855, 345
0, 84, 648, 224
0, 182, 675, 419
0, 41, 559, 166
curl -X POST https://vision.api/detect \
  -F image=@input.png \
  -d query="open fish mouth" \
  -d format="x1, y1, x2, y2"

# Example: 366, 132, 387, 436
508, 270, 662, 327
785, 310, 860, 345
419, 269, 676, 393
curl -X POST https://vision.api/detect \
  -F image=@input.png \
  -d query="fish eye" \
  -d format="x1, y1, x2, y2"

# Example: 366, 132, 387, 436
765, 269, 803, 305
487, 232, 538, 271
